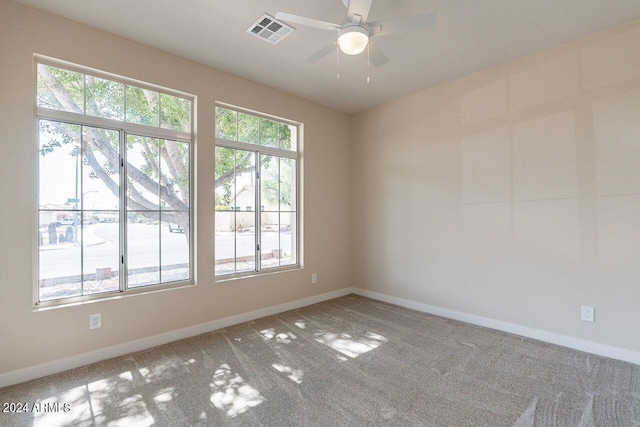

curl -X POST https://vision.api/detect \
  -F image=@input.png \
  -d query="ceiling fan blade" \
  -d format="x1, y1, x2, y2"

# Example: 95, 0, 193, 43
369, 12, 437, 37
368, 42, 389, 67
306, 43, 337, 64
275, 12, 341, 31
347, 0, 373, 23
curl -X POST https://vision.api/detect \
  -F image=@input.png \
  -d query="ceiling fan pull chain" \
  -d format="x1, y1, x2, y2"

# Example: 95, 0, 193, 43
336, 43, 341, 80
367, 42, 371, 83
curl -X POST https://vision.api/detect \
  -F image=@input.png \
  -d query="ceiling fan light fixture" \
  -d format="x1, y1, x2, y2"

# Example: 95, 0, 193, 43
337, 26, 369, 55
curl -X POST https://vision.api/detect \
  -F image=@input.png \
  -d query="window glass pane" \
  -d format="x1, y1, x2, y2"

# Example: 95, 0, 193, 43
216, 107, 237, 141
280, 212, 296, 267
280, 158, 296, 211
127, 212, 160, 287
160, 140, 190, 210
259, 118, 278, 147
39, 120, 81, 210
238, 113, 259, 144
36, 62, 194, 301
39, 211, 82, 301
126, 86, 159, 127
86, 75, 124, 120
213, 106, 299, 276
235, 212, 255, 273
126, 135, 160, 210
83, 211, 120, 295
82, 127, 120, 210
234, 150, 256, 211
161, 213, 190, 283
160, 93, 191, 133
279, 123, 293, 150
215, 211, 235, 275
260, 213, 279, 269
37, 64, 84, 113
260, 155, 278, 211
215, 147, 235, 211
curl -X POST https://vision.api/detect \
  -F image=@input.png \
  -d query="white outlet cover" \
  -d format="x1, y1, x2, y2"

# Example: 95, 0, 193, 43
311, 274, 318, 284
89, 313, 102, 329
581, 306, 594, 322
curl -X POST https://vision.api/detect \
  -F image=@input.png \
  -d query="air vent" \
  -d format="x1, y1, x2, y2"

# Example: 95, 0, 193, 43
247, 14, 294, 45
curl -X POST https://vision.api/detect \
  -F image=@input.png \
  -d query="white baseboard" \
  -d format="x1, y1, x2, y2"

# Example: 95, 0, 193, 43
0, 288, 355, 389
3, 286, 638, 389
352, 288, 640, 366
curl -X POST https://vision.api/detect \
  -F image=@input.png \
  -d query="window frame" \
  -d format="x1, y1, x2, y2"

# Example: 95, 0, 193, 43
33, 55, 195, 308
214, 104, 302, 280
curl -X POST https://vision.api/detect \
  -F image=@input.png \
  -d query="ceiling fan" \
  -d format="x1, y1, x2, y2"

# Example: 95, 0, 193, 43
275, 0, 437, 67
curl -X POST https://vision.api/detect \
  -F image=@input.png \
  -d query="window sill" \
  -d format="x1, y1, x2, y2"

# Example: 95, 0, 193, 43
33, 280, 195, 312
214, 266, 302, 283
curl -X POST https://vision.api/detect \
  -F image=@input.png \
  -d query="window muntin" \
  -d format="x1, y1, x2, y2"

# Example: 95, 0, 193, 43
37, 63, 191, 133
215, 107, 297, 151
260, 155, 297, 269
214, 107, 299, 277
215, 147, 257, 275
125, 135, 190, 287
36, 59, 193, 304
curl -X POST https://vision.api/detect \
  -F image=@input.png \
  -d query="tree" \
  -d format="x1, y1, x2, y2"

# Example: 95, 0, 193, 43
38, 64, 295, 241
214, 108, 294, 211
38, 64, 191, 239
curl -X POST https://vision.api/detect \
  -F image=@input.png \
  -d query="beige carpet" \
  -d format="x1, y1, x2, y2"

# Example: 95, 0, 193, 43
1, 294, 639, 426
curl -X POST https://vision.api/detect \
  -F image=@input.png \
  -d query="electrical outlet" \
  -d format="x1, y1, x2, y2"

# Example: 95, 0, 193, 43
581, 306, 594, 322
89, 313, 102, 330
311, 273, 318, 284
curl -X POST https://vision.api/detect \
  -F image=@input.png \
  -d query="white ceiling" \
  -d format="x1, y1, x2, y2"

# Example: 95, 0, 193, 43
13, 0, 640, 114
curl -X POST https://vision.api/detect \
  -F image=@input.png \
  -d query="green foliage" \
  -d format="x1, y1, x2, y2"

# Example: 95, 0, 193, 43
213, 109, 296, 211
279, 158, 295, 209
214, 147, 258, 210
37, 64, 84, 112
214, 108, 295, 211
215, 107, 237, 140
39, 121, 80, 156
214, 147, 235, 181
214, 147, 234, 209
259, 156, 295, 209
222, 183, 232, 206
38, 65, 191, 220
238, 113, 259, 144
86, 76, 124, 120
279, 123, 293, 150
260, 154, 278, 207
215, 107, 293, 150
37, 63, 295, 229
126, 86, 159, 127
259, 118, 278, 147
37, 64, 191, 134
160, 94, 191, 133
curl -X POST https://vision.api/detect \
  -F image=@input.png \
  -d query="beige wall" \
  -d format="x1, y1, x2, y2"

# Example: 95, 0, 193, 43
0, 0, 352, 374
352, 20, 640, 353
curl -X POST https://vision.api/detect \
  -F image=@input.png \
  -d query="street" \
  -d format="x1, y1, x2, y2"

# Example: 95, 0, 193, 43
39, 223, 190, 280
40, 223, 293, 281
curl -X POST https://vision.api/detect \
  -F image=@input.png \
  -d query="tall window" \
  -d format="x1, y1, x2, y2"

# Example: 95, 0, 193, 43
36, 58, 193, 304
214, 106, 299, 277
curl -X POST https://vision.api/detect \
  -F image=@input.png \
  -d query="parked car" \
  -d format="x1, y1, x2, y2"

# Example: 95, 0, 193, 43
168, 223, 184, 233
61, 218, 76, 226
